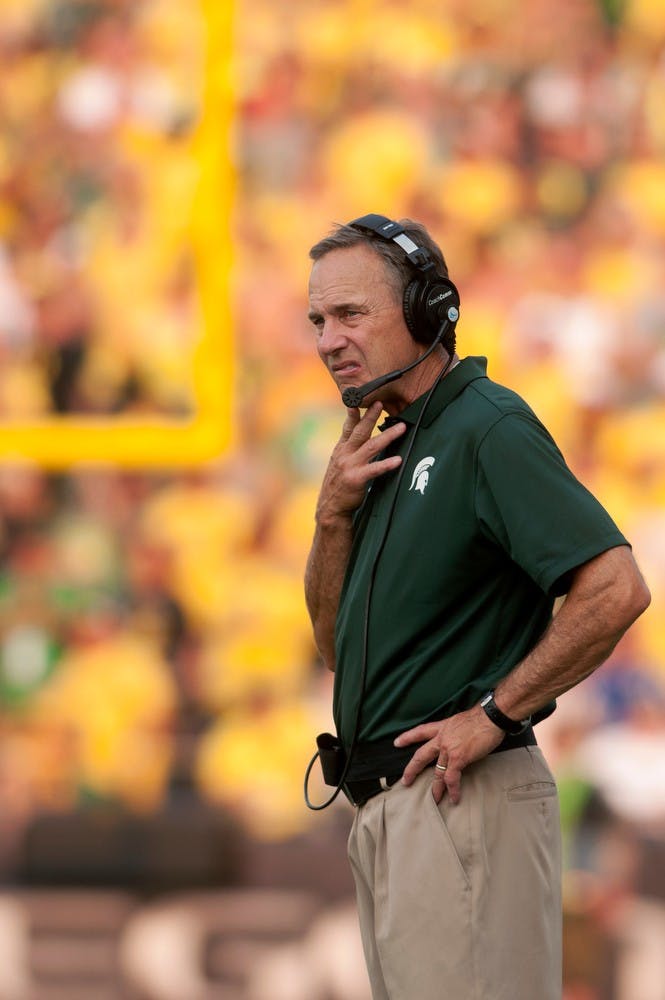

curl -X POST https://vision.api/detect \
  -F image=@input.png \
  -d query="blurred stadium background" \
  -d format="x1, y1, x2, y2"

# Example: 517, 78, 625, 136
0, 0, 664, 996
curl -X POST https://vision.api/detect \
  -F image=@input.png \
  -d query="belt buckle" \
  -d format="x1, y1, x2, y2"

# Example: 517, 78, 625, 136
346, 774, 397, 808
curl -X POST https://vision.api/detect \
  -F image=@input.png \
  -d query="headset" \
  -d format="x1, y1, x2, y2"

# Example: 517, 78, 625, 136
340, 214, 461, 408
349, 213, 460, 346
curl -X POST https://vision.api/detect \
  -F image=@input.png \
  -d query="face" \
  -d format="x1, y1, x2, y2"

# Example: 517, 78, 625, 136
308, 244, 420, 411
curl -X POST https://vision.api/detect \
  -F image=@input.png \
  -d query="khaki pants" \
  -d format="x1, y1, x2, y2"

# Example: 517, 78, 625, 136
347, 746, 562, 1000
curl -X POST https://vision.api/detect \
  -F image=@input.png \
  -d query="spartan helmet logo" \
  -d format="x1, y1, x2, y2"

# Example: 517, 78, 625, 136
409, 456, 435, 495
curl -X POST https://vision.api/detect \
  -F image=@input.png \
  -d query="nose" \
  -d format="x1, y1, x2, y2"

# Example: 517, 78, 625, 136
317, 317, 348, 358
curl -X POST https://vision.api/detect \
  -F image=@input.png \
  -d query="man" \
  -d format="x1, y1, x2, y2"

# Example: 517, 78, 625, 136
304, 214, 650, 1000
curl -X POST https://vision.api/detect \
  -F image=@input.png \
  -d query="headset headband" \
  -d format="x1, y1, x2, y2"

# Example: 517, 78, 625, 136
350, 214, 437, 273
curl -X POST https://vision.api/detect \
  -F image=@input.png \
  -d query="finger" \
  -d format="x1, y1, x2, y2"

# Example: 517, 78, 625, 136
433, 758, 449, 779
431, 768, 448, 804
350, 419, 407, 481
340, 405, 363, 439
341, 399, 387, 443
393, 723, 440, 748
345, 401, 383, 441
401, 742, 439, 786
349, 406, 406, 453
360, 421, 406, 459
364, 454, 402, 479
438, 765, 461, 805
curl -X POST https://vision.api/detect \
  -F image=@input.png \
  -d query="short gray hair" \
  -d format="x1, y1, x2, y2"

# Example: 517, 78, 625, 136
309, 218, 449, 299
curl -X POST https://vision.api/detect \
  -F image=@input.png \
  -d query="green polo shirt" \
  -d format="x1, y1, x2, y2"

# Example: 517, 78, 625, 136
333, 357, 628, 748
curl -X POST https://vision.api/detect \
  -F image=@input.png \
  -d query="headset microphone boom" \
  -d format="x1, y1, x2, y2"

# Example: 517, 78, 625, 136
340, 304, 459, 408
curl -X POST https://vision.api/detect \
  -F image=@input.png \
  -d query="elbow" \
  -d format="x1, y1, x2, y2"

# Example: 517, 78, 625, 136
315, 645, 337, 673
633, 576, 651, 620
600, 546, 651, 632
619, 568, 651, 630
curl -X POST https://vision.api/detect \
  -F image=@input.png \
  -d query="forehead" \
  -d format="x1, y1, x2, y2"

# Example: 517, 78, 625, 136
308, 244, 394, 302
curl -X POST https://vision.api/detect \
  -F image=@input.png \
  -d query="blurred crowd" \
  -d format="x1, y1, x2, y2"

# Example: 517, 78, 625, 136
0, 0, 203, 417
1, 1, 665, 987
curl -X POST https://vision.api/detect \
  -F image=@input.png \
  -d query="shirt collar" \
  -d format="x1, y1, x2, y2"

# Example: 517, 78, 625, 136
380, 356, 488, 431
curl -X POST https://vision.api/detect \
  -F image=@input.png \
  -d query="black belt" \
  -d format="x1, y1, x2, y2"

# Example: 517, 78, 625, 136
343, 725, 537, 807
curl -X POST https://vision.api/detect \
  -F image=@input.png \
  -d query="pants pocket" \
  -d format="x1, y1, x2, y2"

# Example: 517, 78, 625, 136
425, 785, 472, 890
506, 780, 557, 802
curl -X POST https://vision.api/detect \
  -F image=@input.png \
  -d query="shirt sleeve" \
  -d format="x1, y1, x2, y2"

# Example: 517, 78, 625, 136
474, 411, 629, 595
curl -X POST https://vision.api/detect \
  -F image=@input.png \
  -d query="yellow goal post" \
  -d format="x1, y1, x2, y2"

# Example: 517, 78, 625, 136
0, 1, 234, 470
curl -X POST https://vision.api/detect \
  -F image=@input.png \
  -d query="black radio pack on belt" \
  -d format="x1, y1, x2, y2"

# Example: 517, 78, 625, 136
316, 732, 347, 787
314, 731, 426, 809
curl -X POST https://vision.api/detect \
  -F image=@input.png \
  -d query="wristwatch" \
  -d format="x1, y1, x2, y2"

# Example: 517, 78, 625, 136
479, 690, 531, 735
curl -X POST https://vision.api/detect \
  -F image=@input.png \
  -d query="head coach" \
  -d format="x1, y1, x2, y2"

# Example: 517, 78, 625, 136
303, 213, 650, 1000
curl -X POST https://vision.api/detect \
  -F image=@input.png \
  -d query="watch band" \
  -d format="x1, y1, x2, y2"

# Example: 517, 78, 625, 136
480, 690, 531, 735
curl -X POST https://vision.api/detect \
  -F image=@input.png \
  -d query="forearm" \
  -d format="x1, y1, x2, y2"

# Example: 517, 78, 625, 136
304, 514, 354, 672
495, 546, 651, 721
303, 403, 406, 672
397, 546, 650, 805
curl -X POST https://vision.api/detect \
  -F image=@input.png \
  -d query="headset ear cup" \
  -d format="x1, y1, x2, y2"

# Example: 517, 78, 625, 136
403, 279, 441, 344
402, 279, 424, 341
403, 277, 460, 345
